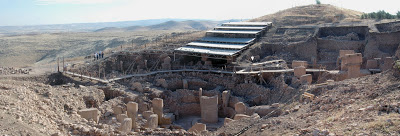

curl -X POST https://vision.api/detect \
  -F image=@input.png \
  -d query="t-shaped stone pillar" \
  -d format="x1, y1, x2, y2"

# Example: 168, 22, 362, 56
200, 95, 218, 123
339, 50, 355, 70
222, 90, 230, 108
344, 53, 362, 78
145, 114, 158, 129
182, 79, 188, 89
127, 102, 138, 128
294, 66, 306, 78
292, 61, 308, 69
152, 98, 163, 125
118, 118, 132, 133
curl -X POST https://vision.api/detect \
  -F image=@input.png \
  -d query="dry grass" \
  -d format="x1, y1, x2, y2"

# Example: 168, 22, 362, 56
364, 113, 400, 134
0, 30, 191, 68
250, 4, 362, 26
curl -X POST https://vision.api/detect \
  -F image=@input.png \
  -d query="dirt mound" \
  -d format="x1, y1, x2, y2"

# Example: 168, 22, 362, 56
214, 70, 400, 135
250, 4, 362, 26
0, 79, 104, 135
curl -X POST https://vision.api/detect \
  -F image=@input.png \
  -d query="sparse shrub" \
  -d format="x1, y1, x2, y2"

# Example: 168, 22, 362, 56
397, 11, 400, 18
394, 60, 400, 70
361, 10, 396, 20
315, 0, 321, 5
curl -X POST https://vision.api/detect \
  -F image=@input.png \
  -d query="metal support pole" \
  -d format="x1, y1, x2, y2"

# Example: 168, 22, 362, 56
57, 58, 60, 73
62, 57, 65, 72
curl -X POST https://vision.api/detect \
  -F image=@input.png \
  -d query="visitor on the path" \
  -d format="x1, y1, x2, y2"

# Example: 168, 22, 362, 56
94, 53, 97, 61
101, 52, 104, 58
96, 52, 99, 60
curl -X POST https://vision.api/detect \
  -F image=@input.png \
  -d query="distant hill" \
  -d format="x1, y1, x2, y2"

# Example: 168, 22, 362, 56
0, 19, 211, 35
250, 4, 363, 26
94, 20, 238, 32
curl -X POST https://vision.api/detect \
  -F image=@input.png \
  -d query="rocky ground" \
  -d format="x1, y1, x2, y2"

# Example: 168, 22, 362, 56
215, 70, 400, 136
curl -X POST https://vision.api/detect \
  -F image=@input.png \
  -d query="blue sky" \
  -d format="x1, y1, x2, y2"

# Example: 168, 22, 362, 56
0, 0, 399, 26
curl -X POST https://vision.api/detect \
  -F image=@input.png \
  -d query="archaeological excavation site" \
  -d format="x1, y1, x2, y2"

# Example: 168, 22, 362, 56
1, 4, 400, 136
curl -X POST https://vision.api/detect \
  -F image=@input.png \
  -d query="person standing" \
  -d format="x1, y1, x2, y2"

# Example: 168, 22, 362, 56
101, 51, 104, 58
94, 53, 97, 61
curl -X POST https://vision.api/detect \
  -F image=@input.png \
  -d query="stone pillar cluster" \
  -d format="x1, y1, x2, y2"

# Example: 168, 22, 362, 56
340, 52, 362, 79
152, 98, 163, 124
200, 95, 218, 123
292, 60, 312, 85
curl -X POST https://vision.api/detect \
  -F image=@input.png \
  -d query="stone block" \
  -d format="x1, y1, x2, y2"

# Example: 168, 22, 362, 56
118, 118, 132, 133
200, 95, 218, 123
292, 61, 308, 69
126, 102, 138, 128
339, 50, 355, 58
131, 82, 143, 92
294, 66, 306, 78
117, 114, 128, 123
156, 79, 168, 88
188, 123, 206, 134
145, 114, 158, 129
233, 114, 250, 120
224, 118, 234, 126
249, 105, 281, 117
300, 74, 312, 84
345, 53, 362, 64
341, 53, 362, 71
234, 102, 246, 115
347, 65, 361, 78
382, 57, 394, 71
78, 108, 100, 123
152, 98, 163, 124
222, 90, 230, 108
366, 59, 378, 69
142, 111, 154, 120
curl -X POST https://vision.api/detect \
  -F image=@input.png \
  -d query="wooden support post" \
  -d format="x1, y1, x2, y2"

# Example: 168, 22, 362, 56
62, 57, 65, 72
57, 58, 60, 73
98, 63, 101, 78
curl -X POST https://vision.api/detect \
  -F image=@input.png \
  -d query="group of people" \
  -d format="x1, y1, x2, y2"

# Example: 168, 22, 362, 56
94, 51, 104, 60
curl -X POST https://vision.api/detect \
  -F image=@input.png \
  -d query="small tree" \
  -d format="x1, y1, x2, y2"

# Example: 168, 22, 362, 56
397, 11, 400, 18
316, 0, 321, 5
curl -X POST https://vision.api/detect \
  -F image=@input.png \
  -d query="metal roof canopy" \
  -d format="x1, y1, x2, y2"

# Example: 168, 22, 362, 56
187, 42, 248, 50
214, 26, 266, 30
222, 22, 272, 27
200, 37, 255, 44
206, 30, 261, 35
175, 46, 240, 56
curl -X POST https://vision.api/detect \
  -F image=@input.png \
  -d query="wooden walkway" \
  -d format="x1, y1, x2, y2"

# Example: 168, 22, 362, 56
64, 68, 326, 84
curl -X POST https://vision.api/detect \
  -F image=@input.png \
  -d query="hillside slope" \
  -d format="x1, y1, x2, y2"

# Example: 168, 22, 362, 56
250, 4, 362, 26
95, 20, 219, 32
215, 69, 400, 135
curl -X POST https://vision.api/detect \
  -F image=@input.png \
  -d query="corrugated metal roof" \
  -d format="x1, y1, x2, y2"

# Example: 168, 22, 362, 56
175, 46, 239, 56
187, 42, 247, 49
222, 22, 272, 26
214, 26, 265, 30
206, 30, 260, 34
200, 37, 255, 44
